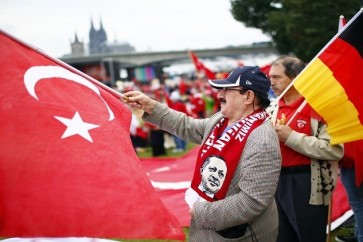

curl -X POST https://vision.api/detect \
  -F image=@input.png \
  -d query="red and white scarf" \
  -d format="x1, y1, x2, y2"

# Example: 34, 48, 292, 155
190, 109, 268, 202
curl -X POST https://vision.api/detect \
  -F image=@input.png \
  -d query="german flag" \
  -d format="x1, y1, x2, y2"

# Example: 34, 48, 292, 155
293, 9, 363, 145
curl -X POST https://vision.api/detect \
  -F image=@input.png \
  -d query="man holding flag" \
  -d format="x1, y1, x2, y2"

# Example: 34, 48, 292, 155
268, 56, 344, 242
122, 66, 282, 242
275, 8, 363, 240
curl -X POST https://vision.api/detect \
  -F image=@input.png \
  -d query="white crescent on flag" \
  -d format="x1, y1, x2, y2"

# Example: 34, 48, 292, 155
24, 66, 115, 121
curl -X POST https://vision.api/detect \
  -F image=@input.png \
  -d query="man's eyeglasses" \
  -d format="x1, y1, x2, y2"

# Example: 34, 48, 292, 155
220, 87, 248, 94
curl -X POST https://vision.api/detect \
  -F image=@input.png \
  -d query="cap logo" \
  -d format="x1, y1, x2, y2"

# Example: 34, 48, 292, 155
236, 75, 241, 85
246, 80, 252, 85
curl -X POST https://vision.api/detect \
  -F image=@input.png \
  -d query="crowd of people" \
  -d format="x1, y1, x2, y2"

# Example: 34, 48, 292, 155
120, 56, 362, 242
126, 74, 221, 156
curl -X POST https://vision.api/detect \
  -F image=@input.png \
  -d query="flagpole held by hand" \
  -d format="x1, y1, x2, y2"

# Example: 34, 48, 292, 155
122, 91, 157, 114
285, 100, 307, 126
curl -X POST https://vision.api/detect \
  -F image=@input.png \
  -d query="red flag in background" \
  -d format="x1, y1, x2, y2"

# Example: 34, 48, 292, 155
0, 30, 184, 241
259, 64, 272, 75
188, 50, 216, 79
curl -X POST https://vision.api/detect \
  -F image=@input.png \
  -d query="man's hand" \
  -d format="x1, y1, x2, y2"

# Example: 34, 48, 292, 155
121, 91, 157, 114
274, 124, 293, 143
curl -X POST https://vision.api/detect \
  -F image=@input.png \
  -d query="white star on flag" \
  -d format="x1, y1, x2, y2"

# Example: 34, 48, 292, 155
54, 112, 100, 142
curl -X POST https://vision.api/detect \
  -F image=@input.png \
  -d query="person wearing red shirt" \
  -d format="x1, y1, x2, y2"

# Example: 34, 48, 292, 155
190, 92, 206, 119
269, 56, 344, 242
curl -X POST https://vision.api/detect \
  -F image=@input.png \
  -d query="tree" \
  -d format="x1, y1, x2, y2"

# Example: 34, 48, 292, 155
230, 0, 361, 61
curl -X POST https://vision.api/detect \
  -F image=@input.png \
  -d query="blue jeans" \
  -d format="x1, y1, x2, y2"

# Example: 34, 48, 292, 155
340, 167, 363, 242
173, 135, 186, 150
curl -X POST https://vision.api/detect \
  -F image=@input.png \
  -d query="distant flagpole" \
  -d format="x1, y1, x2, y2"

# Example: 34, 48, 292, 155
338, 15, 347, 31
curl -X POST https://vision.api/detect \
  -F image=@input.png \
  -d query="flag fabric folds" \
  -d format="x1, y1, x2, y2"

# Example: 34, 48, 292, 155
188, 50, 216, 79
0, 30, 184, 241
292, 9, 363, 145
337, 14, 363, 186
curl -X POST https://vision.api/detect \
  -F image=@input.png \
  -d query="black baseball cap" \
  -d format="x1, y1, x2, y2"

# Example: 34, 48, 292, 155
209, 66, 270, 98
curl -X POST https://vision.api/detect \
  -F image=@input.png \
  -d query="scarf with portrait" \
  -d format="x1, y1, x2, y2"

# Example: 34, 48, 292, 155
190, 109, 268, 202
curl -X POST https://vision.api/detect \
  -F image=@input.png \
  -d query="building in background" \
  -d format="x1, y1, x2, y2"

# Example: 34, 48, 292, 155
70, 33, 85, 56
69, 18, 135, 57
88, 18, 108, 54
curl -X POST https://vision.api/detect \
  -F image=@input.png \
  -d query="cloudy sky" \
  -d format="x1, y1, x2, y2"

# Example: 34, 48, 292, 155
0, 0, 271, 58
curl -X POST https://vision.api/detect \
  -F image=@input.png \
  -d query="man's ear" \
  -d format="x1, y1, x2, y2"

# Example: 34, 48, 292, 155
245, 90, 255, 104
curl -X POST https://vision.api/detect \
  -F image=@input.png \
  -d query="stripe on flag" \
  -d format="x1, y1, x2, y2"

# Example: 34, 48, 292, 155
293, 9, 363, 144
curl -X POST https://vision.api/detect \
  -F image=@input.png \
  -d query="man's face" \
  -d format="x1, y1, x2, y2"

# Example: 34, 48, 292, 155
217, 88, 247, 119
201, 156, 227, 194
269, 63, 293, 97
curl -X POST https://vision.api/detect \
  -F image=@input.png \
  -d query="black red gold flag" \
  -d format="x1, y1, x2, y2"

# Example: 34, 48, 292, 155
293, 9, 363, 145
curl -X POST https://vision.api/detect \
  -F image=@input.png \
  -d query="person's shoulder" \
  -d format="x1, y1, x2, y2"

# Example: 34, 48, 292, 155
246, 121, 280, 154
265, 99, 278, 118
250, 120, 278, 140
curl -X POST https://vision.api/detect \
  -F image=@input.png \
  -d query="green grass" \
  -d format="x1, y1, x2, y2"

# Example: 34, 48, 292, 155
136, 142, 197, 159
330, 226, 355, 242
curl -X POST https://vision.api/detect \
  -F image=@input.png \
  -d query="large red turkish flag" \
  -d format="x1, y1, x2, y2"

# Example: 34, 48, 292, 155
0, 30, 184, 241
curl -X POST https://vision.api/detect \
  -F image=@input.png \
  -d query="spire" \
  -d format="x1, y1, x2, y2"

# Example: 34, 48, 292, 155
90, 17, 95, 32
98, 17, 107, 43
99, 17, 104, 30
74, 33, 80, 43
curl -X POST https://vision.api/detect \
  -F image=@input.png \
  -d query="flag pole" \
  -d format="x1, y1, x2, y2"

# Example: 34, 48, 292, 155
325, 14, 345, 241
285, 100, 307, 126
326, 195, 333, 242
0, 29, 123, 99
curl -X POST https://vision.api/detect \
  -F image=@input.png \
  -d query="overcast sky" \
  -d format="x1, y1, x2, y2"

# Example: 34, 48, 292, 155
0, 0, 271, 58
